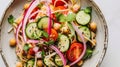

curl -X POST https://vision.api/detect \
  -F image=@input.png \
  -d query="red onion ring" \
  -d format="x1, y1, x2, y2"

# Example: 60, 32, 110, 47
47, 5, 52, 36
22, 0, 39, 42
50, 45, 67, 66
15, 22, 22, 50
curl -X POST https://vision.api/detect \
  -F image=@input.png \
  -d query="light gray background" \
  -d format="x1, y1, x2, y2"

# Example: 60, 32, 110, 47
0, 0, 120, 67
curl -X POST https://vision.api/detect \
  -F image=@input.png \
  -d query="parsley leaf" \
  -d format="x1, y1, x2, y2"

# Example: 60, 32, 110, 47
8, 15, 15, 24
67, 13, 76, 22
42, 31, 49, 38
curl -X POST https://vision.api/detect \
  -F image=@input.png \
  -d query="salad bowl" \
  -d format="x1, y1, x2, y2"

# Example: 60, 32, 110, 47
0, 0, 108, 67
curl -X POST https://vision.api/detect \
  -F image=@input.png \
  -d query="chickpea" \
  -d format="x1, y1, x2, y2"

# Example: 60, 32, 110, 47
9, 38, 16, 47
77, 60, 83, 66
53, 23, 61, 30
16, 62, 22, 67
24, 3, 30, 10
90, 22, 97, 32
37, 60, 43, 67
60, 26, 69, 33
27, 54, 32, 59
72, 4, 80, 12
64, 65, 70, 67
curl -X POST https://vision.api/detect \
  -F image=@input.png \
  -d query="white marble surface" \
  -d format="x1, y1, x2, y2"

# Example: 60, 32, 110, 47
0, 0, 120, 67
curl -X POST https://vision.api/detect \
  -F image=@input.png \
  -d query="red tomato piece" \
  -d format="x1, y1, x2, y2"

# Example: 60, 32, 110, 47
67, 43, 83, 62
52, 0, 68, 7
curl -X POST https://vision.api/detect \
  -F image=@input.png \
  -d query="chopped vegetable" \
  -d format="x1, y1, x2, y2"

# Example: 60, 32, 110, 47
76, 7, 92, 25
50, 45, 67, 66
8, 15, 15, 24
54, 54, 63, 66
27, 59, 35, 67
58, 14, 67, 22
37, 16, 49, 29
42, 31, 49, 38
25, 23, 42, 39
44, 40, 54, 45
23, 43, 31, 51
67, 43, 83, 62
83, 49, 93, 60
67, 13, 76, 22
77, 26, 91, 42
49, 29, 58, 41
58, 35, 69, 52
84, 7, 92, 14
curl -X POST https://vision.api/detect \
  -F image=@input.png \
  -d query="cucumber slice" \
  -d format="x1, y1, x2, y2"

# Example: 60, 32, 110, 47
76, 11, 90, 25
26, 23, 42, 39
58, 35, 69, 52
27, 59, 34, 67
77, 26, 91, 42
44, 57, 55, 67
54, 55, 63, 66
37, 16, 49, 29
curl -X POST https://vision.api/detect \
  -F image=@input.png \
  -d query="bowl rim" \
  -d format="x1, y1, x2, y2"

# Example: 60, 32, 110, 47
0, 0, 108, 67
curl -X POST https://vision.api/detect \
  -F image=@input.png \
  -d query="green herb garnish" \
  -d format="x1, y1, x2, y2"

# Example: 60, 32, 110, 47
8, 15, 15, 24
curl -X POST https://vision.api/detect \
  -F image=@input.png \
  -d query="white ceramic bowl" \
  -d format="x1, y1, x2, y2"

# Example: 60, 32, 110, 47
0, 0, 108, 67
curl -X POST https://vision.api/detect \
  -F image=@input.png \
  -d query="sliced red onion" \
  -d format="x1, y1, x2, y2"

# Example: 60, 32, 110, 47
28, 10, 46, 23
69, 22, 87, 66
29, 10, 40, 20
22, 0, 39, 42
33, 47, 39, 53
15, 22, 22, 50
50, 45, 67, 66
47, 6, 52, 36
27, 39, 40, 43
35, 51, 42, 58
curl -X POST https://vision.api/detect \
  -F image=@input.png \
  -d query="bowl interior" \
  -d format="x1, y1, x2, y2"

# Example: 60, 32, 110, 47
0, 0, 108, 67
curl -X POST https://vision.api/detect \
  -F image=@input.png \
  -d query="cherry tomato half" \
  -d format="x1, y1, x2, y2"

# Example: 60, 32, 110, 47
49, 28, 58, 41
52, 0, 68, 7
67, 43, 83, 62
28, 48, 35, 56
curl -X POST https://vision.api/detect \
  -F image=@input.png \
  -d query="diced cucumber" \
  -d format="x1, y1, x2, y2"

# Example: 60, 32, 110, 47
27, 59, 34, 67
76, 10, 90, 25
37, 16, 52, 29
54, 55, 63, 66
77, 26, 91, 42
26, 23, 42, 39
58, 35, 70, 52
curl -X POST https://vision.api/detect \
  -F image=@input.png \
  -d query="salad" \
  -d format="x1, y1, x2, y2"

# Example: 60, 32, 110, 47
8, 0, 97, 67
